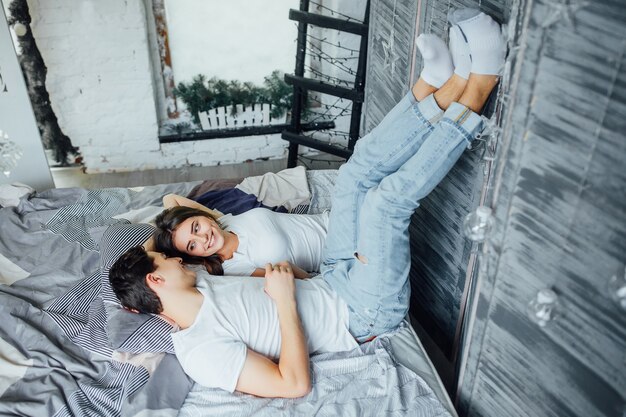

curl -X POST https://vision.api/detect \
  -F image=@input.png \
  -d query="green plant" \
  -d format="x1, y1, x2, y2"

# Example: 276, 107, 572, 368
174, 70, 294, 125
260, 70, 294, 118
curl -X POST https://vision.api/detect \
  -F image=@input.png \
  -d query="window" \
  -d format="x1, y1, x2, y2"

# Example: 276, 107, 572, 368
150, 0, 298, 141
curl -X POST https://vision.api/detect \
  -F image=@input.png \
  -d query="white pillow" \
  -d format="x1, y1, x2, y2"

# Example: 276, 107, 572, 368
0, 183, 34, 207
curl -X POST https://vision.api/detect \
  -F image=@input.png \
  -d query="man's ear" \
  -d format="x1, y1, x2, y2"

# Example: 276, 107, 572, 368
145, 272, 163, 290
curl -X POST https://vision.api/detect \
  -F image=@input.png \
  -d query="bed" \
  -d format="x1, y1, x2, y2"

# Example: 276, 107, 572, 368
0, 168, 457, 417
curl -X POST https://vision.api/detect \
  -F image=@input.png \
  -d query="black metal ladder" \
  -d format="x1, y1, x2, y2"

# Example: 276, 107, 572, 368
283, 0, 370, 167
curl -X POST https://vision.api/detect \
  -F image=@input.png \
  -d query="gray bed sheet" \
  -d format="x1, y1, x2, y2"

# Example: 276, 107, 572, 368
179, 322, 456, 417
0, 170, 456, 417
391, 321, 457, 417
0, 183, 199, 417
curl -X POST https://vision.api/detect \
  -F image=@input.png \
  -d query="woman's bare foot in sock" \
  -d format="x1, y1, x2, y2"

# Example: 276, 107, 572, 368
411, 34, 454, 101
458, 73, 499, 113
432, 74, 468, 111
412, 78, 438, 101
448, 8, 505, 113
454, 10, 506, 76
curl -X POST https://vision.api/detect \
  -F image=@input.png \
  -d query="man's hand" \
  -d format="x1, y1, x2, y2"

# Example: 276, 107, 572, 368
235, 261, 311, 398
264, 262, 296, 303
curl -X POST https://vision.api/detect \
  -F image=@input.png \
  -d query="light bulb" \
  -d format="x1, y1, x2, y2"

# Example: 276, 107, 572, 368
463, 206, 494, 242
527, 288, 559, 327
13, 23, 28, 37
0, 130, 23, 177
607, 267, 626, 311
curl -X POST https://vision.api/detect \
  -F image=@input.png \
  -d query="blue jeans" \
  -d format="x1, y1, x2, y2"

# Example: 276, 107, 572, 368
321, 93, 483, 341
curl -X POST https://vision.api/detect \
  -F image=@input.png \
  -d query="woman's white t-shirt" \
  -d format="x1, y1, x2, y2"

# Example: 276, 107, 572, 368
218, 208, 329, 275
170, 273, 357, 392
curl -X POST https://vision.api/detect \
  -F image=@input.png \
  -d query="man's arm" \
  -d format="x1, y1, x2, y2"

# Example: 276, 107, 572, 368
235, 263, 311, 398
162, 193, 223, 218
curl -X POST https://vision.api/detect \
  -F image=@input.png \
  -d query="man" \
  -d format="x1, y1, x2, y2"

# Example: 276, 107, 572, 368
109, 10, 504, 398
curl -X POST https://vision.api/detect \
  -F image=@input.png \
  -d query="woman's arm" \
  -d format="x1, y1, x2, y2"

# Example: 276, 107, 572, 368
162, 193, 223, 218
252, 263, 311, 279
283, 263, 312, 279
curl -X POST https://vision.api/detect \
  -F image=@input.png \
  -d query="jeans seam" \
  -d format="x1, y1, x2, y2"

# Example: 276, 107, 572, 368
453, 107, 470, 124
351, 187, 359, 251
412, 104, 440, 129
374, 204, 388, 316
441, 118, 475, 144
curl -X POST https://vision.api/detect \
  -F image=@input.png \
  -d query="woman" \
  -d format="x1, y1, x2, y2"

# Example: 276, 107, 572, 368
154, 200, 327, 278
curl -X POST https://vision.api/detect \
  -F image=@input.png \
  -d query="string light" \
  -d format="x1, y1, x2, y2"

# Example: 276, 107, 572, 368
304, 65, 352, 87
13, 22, 28, 37
305, 41, 357, 76
527, 289, 560, 327
463, 206, 495, 242
309, 1, 364, 23
290, 4, 364, 161
307, 33, 360, 53
0, 130, 23, 177
607, 266, 626, 311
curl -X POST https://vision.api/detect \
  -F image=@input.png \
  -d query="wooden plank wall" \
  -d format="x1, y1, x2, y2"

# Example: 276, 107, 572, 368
457, 0, 626, 415
363, 0, 418, 132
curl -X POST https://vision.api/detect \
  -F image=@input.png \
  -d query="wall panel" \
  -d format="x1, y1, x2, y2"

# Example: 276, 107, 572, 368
457, 0, 626, 416
365, 1, 624, 415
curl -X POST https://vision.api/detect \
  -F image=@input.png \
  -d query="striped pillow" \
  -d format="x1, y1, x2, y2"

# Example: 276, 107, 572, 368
100, 223, 176, 353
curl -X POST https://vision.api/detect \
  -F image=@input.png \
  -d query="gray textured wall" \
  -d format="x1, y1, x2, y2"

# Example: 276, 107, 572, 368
365, 0, 625, 415
457, 0, 626, 415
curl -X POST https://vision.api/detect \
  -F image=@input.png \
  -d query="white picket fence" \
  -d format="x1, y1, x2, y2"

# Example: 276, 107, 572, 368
198, 103, 286, 130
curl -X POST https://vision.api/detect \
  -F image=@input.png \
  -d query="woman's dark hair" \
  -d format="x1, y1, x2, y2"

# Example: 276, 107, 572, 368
109, 246, 163, 314
154, 206, 224, 275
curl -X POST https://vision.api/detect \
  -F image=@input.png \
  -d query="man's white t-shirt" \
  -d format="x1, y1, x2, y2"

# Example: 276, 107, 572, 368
170, 272, 357, 392
218, 208, 329, 275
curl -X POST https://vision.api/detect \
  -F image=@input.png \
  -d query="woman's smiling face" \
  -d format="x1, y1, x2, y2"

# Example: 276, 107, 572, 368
173, 215, 224, 257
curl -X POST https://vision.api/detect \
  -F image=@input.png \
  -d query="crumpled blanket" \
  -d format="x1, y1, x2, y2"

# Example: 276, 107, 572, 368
0, 182, 198, 417
188, 166, 312, 212
180, 332, 452, 417
236, 165, 311, 210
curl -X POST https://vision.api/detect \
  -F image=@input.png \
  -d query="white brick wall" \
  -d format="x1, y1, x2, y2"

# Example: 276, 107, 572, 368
23, 0, 295, 173
24, 0, 358, 173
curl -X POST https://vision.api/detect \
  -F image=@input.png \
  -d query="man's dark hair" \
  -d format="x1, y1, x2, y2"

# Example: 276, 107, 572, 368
154, 206, 224, 276
109, 246, 163, 314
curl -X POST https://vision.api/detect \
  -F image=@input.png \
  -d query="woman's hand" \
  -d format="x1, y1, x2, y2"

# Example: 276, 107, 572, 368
278, 261, 313, 279
162, 193, 223, 218
253, 261, 312, 279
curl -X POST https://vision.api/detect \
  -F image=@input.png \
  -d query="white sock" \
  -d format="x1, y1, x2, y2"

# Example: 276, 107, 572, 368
448, 25, 471, 79
448, 8, 481, 25
416, 34, 454, 88
454, 11, 505, 75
